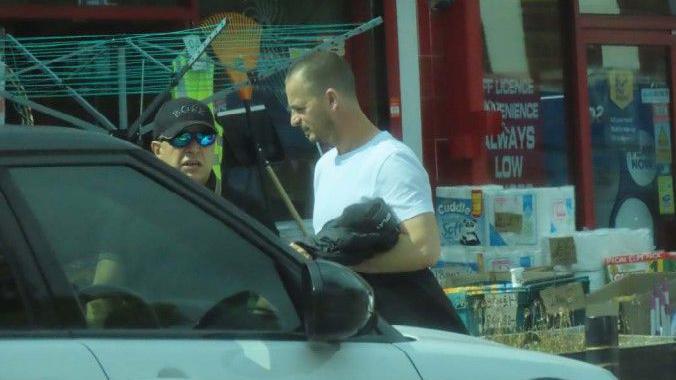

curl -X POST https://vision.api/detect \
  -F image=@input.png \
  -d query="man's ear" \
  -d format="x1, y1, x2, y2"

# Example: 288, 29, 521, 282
325, 88, 338, 111
150, 140, 162, 157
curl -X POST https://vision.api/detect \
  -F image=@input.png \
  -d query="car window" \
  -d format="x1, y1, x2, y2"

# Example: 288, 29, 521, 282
7, 165, 300, 332
0, 252, 29, 328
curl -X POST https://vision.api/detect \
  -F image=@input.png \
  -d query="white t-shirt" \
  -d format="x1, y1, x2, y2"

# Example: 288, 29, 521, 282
312, 131, 434, 232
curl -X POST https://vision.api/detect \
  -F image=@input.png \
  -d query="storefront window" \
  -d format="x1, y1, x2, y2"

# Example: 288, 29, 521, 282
586, 45, 673, 236
579, 0, 676, 16
480, 0, 570, 187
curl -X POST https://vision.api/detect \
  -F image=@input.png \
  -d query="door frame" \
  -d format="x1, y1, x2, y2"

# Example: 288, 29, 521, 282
570, 2, 676, 247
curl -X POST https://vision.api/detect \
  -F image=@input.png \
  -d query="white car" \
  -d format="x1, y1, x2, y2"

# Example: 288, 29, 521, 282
0, 127, 615, 380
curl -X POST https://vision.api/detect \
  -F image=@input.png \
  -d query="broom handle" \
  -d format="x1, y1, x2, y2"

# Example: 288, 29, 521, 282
244, 100, 273, 214
264, 162, 310, 238
242, 96, 308, 238
126, 18, 227, 141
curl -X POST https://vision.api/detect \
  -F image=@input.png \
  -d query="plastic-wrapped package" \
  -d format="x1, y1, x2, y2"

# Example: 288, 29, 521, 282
486, 188, 538, 246
435, 185, 502, 247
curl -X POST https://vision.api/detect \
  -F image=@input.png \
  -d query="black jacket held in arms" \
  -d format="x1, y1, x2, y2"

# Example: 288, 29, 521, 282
296, 198, 468, 334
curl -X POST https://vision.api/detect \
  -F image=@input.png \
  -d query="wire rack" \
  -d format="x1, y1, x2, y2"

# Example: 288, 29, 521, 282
2, 19, 378, 100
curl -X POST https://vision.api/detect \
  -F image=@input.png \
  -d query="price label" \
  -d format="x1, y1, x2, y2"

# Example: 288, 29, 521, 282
494, 212, 523, 233
484, 293, 518, 331
540, 282, 585, 315
549, 236, 577, 265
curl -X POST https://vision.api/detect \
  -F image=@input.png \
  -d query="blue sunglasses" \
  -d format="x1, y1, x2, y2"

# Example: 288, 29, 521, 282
164, 132, 216, 148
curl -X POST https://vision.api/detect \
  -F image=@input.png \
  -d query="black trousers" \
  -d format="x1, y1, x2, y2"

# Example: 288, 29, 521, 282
360, 268, 468, 334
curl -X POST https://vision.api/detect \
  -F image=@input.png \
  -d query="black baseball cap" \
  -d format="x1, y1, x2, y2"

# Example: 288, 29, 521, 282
152, 97, 215, 139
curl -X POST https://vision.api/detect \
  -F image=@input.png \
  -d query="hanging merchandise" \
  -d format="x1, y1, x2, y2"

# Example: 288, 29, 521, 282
608, 69, 634, 110
171, 51, 224, 184
588, 70, 665, 235
658, 175, 675, 215
650, 102, 672, 165
1, 17, 382, 134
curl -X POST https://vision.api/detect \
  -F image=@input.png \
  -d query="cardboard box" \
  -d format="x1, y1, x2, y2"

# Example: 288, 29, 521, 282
431, 262, 479, 289
604, 251, 676, 282
586, 272, 676, 335
445, 274, 589, 335
437, 269, 570, 289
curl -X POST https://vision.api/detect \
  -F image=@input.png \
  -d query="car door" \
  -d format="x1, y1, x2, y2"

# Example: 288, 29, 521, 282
0, 150, 420, 380
0, 192, 107, 380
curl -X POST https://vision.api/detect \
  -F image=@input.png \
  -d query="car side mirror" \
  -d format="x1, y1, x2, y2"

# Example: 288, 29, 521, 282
301, 259, 375, 341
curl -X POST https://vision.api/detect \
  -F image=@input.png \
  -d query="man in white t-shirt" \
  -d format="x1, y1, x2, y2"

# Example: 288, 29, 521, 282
285, 51, 465, 333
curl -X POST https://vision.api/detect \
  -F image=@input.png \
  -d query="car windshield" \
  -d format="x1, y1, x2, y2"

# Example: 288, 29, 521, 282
8, 165, 300, 332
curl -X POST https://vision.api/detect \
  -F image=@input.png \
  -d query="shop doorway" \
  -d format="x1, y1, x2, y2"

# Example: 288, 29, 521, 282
574, 23, 676, 247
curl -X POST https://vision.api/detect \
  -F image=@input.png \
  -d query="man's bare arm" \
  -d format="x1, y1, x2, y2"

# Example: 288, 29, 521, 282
351, 212, 440, 273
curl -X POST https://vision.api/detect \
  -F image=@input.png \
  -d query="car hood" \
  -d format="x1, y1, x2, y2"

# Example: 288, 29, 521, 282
393, 325, 617, 380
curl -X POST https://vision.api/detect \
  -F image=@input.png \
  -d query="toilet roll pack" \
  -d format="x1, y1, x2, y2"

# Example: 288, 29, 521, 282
434, 185, 578, 275
487, 189, 538, 246
435, 185, 502, 247
432, 245, 482, 284
483, 246, 543, 271
487, 186, 576, 247
436, 185, 576, 249
434, 184, 662, 295
538, 186, 576, 236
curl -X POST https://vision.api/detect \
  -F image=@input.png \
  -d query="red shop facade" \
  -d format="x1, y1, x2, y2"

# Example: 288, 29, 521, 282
382, 0, 676, 250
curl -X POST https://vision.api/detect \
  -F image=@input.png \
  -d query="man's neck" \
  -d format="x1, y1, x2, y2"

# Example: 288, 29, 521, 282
335, 112, 379, 155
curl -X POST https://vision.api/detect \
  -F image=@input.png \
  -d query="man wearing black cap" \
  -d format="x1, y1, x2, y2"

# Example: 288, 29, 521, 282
150, 97, 219, 187
86, 98, 278, 327
150, 97, 278, 233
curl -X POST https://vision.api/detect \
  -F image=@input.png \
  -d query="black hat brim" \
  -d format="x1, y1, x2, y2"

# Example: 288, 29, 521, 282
156, 121, 215, 139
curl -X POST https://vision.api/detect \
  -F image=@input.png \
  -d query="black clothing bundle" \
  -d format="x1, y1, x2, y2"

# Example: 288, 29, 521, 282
295, 198, 400, 266
297, 198, 467, 334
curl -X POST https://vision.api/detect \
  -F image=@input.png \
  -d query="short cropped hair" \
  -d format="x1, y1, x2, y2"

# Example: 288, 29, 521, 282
286, 51, 356, 98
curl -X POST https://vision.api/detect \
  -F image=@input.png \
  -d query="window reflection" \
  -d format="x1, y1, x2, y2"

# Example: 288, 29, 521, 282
9, 165, 301, 331
480, 0, 570, 186
579, 0, 676, 16
586, 45, 672, 236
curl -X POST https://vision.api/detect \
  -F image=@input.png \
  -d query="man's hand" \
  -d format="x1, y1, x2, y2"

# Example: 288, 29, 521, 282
351, 212, 440, 273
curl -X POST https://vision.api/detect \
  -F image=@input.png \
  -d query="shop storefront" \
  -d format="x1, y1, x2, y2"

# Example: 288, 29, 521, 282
391, 2, 676, 371
2, 0, 673, 244
388, 0, 676, 250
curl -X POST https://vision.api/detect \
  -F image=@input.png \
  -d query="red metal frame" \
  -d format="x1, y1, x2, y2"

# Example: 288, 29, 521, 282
414, 0, 498, 188
346, 0, 377, 124
570, 0, 596, 229
572, 3, 676, 241
577, 15, 676, 31
583, 30, 674, 45
383, 0, 402, 140
0, 2, 198, 23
